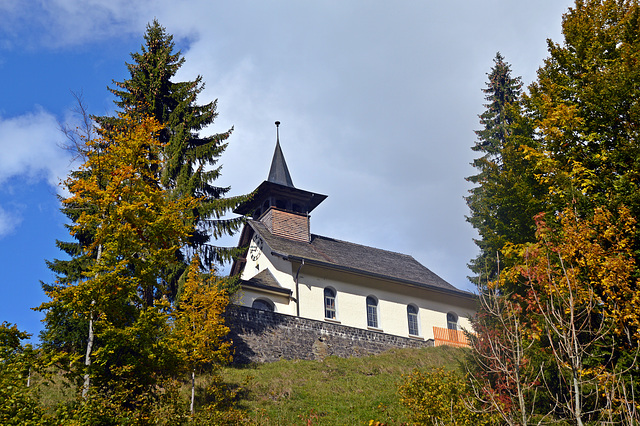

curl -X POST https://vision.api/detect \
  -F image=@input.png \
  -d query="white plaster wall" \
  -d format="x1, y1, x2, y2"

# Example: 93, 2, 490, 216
295, 264, 475, 340
235, 287, 291, 313
238, 236, 297, 315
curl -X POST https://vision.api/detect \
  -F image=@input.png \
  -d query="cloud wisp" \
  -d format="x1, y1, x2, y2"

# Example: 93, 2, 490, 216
0, 109, 71, 187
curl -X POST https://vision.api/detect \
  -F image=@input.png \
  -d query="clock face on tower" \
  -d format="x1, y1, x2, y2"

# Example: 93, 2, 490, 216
249, 234, 264, 261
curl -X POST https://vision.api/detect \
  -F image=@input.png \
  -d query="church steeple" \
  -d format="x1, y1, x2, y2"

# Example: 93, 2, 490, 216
233, 121, 327, 242
267, 122, 294, 187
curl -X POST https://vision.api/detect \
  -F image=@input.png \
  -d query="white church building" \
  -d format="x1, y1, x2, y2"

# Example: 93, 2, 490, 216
230, 123, 475, 348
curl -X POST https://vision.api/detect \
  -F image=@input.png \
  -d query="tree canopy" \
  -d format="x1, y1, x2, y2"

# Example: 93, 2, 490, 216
96, 19, 246, 269
466, 1, 640, 423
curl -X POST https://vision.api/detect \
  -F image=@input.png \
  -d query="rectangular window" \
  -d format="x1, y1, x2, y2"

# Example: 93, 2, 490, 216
366, 297, 378, 328
324, 288, 336, 319
407, 306, 419, 336
447, 312, 458, 330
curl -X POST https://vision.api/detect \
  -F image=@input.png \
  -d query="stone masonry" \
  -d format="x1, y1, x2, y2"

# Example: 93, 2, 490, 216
226, 305, 434, 364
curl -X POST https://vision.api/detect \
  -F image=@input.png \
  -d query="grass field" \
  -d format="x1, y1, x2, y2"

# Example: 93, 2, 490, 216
33, 345, 468, 425
219, 345, 468, 425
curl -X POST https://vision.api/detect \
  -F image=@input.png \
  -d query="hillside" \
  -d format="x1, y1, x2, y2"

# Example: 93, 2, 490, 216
219, 345, 468, 425
34, 345, 467, 424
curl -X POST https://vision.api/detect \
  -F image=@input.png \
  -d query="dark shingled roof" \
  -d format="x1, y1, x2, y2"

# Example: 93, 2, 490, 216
247, 220, 474, 298
267, 140, 294, 187
242, 269, 292, 296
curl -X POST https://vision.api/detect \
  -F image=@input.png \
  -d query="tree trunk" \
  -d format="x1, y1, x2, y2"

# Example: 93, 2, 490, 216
82, 244, 101, 399
190, 370, 196, 415
82, 311, 94, 399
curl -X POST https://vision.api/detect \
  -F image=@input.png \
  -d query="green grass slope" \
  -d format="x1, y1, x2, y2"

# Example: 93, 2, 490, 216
220, 345, 468, 425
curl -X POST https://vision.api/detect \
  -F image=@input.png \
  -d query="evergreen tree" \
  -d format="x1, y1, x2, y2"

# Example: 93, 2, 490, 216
465, 53, 545, 285
96, 19, 245, 272
39, 20, 244, 364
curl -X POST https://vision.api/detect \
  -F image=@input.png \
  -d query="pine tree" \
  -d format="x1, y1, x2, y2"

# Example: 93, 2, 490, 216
465, 53, 545, 285
96, 20, 245, 273
39, 20, 244, 368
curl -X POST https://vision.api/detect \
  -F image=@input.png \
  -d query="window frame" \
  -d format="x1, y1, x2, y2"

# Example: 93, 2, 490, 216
447, 311, 458, 330
366, 296, 379, 329
324, 287, 337, 320
407, 304, 420, 336
252, 298, 275, 312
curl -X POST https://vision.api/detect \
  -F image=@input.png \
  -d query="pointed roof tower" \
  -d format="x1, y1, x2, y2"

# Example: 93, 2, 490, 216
267, 122, 294, 187
234, 121, 326, 242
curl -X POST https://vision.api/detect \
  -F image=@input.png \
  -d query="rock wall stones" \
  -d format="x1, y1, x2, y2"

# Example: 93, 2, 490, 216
226, 305, 433, 364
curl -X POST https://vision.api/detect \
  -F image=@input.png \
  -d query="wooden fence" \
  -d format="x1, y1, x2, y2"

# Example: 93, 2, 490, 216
432, 326, 470, 348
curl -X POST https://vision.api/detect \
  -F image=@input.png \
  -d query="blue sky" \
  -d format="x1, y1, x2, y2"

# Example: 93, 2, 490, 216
1, 1, 573, 342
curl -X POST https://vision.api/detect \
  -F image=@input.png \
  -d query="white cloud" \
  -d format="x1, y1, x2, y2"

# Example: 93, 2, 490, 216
0, 205, 22, 238
0, 109, 72, 189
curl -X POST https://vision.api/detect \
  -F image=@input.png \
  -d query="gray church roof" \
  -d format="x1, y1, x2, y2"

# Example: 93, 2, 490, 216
247, 220, 475, 299
267, 140, 294, 187
242, 269, 292, 296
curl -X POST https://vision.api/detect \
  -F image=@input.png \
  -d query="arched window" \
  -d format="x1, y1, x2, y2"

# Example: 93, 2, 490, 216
366, 296, 379, 328
447, 312, 458, 330
407, 305, 419, 336
324, 288, 336, 319
252, 298, 274, 312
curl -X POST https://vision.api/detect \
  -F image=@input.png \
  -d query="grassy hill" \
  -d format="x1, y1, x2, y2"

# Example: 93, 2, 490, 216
35, 345, 467, 425
218, 345, 468, 425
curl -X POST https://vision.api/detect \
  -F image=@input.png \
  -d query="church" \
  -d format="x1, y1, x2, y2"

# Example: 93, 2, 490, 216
229, 123, 475, 357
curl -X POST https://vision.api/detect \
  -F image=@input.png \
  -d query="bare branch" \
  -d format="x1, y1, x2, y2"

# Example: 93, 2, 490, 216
58, 90, 96, 162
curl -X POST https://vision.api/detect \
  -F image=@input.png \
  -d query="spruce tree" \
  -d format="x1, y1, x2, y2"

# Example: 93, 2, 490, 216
465, 53, 545, 285
39, 21, 244, 354
96, 19, 245, 271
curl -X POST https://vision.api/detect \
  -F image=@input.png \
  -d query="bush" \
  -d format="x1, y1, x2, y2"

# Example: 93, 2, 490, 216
398, 367, 496, 426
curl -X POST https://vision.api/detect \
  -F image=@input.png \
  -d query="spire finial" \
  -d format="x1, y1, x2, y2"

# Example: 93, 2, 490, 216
268, 121, 294, 187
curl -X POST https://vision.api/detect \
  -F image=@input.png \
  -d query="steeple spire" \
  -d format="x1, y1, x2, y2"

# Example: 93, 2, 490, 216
233, 121, 327, 238
267, 121, 294, 187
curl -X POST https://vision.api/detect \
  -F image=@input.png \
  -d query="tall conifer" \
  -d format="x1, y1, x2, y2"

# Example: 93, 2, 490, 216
466, 53, 545, 285
40, 21, 244, 353
96, 20, 245, 270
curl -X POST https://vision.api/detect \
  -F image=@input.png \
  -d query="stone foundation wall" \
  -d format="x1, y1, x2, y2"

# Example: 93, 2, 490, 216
226, 305, 433, 364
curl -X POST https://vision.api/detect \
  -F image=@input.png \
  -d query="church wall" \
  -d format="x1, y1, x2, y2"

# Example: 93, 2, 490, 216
294, 263, 475, 341
237, 237, 476, 341
239, 236, 298, 315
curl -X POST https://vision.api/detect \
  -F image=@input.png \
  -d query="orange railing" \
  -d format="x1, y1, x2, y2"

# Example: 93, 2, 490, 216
433, 326, 470, 348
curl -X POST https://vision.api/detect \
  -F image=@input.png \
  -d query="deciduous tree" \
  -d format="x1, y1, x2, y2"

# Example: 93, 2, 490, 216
172, 254, 233, 415
0, 323, 47, 425
41, 114, 197, 417
479, 206, 640, 424
398, 367, 496, 426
